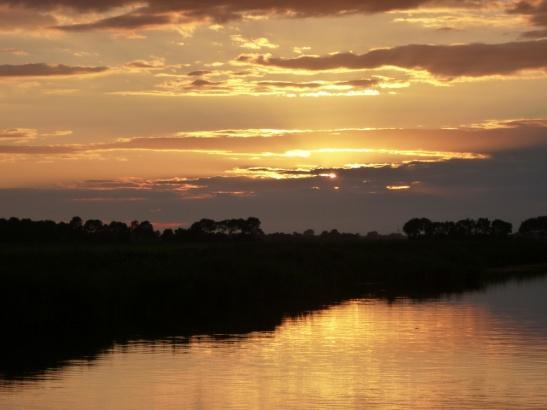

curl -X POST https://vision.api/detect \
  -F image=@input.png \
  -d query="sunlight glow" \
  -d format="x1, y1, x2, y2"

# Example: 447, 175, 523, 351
386, 185, 411, 191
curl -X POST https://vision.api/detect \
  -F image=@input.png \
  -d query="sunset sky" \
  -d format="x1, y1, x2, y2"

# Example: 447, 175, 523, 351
1, 0, 547, 232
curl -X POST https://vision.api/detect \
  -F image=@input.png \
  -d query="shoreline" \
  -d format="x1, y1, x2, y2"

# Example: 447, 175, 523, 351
1, 239, 546, 378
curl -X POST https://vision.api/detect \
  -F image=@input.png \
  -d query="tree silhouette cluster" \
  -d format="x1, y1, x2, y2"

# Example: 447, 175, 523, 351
0, 216, 264, 243
0, 217, 157, 243
519, 216, 547, 238
162, 217, 264, 241
1, 215, 546, 244
403, 217, 514, 239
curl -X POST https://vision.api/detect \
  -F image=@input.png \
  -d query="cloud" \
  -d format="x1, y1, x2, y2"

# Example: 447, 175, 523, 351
0, 63, 110, 78
0, 145, 76, 154
256, 78, 379, 89
508, 0, 547, 38
1, 145, 546, 233
255, 81, 325, 89
0, 123, 545, 232
0, 128, 73, 144
242, 39, 547, 79
0, 6, 57, 32
0, 47, 28, 56
3, 0, 544, 38
231, 35, 278, 50
0, 0, 488, 33
187, 70, 212, 77
55, 12, 174, 32
471, 118, 547, 129
0, 128, 37, 140
124, 57, 166, 71
293, 46, 312, 54
118, 72, 396, 97
1, 121, 546, 158
40, 130, 73, 137
2, 121, 545, 192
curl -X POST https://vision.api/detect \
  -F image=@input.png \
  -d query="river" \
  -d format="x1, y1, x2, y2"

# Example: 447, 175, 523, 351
2, 274, 547, 409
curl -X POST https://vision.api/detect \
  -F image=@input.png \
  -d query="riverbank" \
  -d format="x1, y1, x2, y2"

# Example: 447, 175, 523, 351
2, 238, 546, 333
1, 238, 546, 378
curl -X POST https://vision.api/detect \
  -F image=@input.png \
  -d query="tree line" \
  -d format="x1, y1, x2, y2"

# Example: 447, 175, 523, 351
403, 216, 547, 239
0, 217, 264, 243
0, 215, 546, 243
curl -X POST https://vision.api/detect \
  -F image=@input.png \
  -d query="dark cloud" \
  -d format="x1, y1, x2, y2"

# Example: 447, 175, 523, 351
1, 0, 484, 15
256, 81, 324, 89
495, 118, 547, 128
244, 39, 547, 78
185, 79, 228, 91
0, 0, 131, 12
338, 78, 379, 87
256, 78, 378, 89
0, 63, 109, 77
191, 79, 221, 87
509, 0, 547, 38
0, 0, 486, 32
3, 0, 545, 36
187, 70, 212, 77
125, 59, 165, 69
56, 12, 173, 32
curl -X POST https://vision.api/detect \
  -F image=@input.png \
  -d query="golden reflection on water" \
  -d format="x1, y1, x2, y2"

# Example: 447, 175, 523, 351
2, 279, 547, 409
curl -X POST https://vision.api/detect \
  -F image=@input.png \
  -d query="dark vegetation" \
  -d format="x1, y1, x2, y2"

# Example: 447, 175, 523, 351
1, 215, 545, 244
403, 217, 513, 239
0, 215, 546, 379
0, 216, 264, 243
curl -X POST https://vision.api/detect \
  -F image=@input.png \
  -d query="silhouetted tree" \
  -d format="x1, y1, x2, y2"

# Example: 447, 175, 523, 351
241, 217, 263, 238
404, 217, 513, 240
491, 219, 512, 238
519, 216, 547, 238
455, 219, 476, 238
403, 218, 432, 239
161, 229, 175, 241
476, 218, 492, 237
108, 221, 130, 242
0, 214, 528, 244
173, 227, 189, 241
303, 229, 315, 237
189, 219, 217, 237
84, 219, 104, 239
131, 220, 156, 242
69, 216, 83, 230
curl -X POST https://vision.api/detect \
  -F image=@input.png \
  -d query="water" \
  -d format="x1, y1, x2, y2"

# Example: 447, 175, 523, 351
2, 275, 547, 409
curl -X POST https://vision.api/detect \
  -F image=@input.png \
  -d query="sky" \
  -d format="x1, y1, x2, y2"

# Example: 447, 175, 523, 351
1, 0, 547, 233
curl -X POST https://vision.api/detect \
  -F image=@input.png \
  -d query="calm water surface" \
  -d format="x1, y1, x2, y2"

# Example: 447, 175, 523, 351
2, 275, 547, 409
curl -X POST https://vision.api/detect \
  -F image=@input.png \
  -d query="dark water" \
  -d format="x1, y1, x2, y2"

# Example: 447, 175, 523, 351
2, 275, 547, 409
